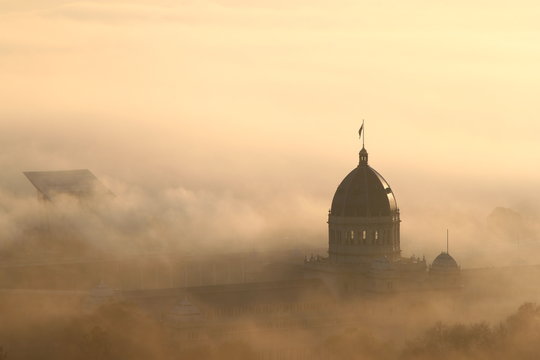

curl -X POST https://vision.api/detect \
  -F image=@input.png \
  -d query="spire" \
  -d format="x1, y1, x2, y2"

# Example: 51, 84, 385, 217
358, 120, 368, 166
446, 229, 449, 254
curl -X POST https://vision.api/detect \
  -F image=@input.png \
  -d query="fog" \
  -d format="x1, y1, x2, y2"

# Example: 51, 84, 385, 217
2, 282, 540, 360
2, 0, 540, 266
1, 1, 540, 358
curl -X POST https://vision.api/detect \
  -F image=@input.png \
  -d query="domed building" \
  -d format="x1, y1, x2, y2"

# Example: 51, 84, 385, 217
305, 128, 459, 293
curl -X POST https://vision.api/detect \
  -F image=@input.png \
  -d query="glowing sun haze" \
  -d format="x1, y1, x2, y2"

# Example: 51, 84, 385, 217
1, 0, 540, 264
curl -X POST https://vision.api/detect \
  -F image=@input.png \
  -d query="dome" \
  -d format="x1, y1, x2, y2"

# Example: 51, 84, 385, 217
431, 252, 459, 269
330, 148, 398, 217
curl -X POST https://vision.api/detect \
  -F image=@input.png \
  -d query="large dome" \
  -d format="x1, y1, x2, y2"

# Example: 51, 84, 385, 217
330, 148, 398, 217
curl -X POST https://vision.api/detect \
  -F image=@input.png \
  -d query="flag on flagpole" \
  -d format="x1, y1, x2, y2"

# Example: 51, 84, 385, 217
358, 124, 364, 139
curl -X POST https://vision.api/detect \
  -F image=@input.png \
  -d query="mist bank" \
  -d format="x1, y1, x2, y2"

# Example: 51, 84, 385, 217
2, 283, 540, 360
2, 0, 540, 267
1, 127, 540, 268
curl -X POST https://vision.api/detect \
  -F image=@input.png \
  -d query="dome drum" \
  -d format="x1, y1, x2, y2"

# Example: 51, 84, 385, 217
328, 214, 401, 262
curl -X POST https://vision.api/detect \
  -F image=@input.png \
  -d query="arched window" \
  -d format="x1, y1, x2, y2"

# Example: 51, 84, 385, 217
375, 230, 379, 241
350, 230, 354, 243
362, 230, 367, 243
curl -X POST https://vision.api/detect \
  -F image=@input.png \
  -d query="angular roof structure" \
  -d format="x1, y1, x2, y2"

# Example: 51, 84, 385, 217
23, 169, 112, 201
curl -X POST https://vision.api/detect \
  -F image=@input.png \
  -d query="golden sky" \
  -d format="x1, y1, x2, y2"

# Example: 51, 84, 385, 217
1, 1, 540, 263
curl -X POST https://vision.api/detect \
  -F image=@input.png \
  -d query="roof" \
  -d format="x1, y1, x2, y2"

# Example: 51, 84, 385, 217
23, 169, 112, 201
330, 149, 398, 217
431, 252, 459, 269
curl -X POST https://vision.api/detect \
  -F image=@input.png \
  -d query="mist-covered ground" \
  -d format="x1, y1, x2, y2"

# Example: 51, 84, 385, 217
2, 282, 540, 360
2, 0, 540, 268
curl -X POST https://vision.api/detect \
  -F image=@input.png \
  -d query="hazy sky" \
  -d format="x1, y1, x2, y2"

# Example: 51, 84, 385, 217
1, 0, 540, 264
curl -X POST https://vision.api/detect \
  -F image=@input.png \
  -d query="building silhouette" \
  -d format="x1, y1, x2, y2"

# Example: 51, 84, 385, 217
305, 129, 460, 293
328, 145, 400, 262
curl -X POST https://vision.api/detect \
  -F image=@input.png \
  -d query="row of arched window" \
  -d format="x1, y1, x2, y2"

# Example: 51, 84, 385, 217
330, 229, 393, 246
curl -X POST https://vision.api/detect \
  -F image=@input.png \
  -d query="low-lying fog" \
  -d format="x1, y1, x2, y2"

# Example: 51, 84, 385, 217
2, 0, 540, 267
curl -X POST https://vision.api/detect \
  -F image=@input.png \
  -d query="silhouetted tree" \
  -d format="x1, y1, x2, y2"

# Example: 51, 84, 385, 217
402, 302, 540, 360
402, 321, 494, 359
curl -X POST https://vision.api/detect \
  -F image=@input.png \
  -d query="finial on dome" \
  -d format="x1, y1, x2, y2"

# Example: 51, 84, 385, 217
359, 147, 368, 166
359, 120, 368, 165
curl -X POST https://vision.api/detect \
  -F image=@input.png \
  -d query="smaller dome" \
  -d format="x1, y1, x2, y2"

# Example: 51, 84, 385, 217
431, 252, 459, 269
